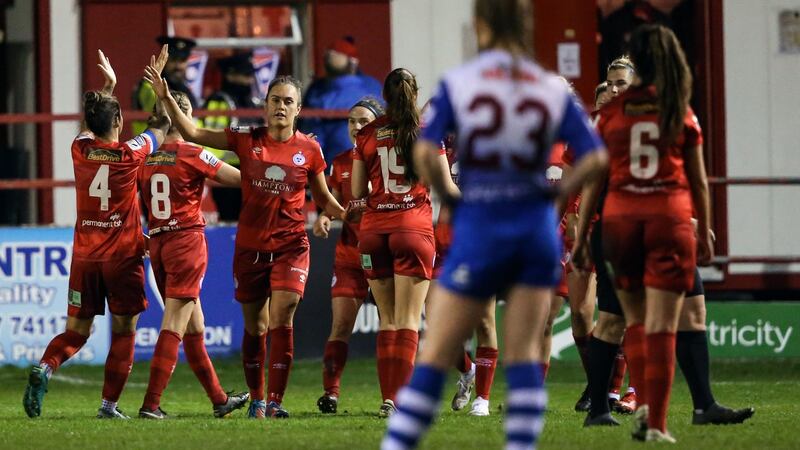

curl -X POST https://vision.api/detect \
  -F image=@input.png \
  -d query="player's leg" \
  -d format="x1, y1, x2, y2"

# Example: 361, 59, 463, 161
436, 278, 477, 412
540, 294, 563, 379
567, 270, 596, 381
381, 286, 487, 450
234, 246, 271, 418
140, 296, 194, 418
183, 301, 249, 417
99, 255, 148, 419
24, 259, 99, 418
319, 264, 367, 413
469, 298, 498, 416
501, 285, 552, 450
677, 270, 754, 425
264, 289, 301, 418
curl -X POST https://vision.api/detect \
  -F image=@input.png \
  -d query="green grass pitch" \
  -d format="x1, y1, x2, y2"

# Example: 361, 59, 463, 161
1, 358, 797, 449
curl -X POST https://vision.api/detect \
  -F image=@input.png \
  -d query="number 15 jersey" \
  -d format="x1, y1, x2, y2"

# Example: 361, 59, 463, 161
71, 131, 157, 261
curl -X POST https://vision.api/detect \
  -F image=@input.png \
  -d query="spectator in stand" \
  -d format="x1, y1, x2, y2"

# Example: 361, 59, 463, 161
300, 36, 383, 165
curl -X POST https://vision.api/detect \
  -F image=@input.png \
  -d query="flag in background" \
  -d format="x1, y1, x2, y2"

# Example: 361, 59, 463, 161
185, 50, 209, 102
252, 47, 281, 98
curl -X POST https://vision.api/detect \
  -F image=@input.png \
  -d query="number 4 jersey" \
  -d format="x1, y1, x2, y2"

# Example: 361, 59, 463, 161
138, 141, 223, 236
71, 131, 158, 261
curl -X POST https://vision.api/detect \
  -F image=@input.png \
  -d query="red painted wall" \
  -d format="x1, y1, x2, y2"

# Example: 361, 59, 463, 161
311, 0, 392, 83
532, 0, 599, 105
81, 1, 167, 117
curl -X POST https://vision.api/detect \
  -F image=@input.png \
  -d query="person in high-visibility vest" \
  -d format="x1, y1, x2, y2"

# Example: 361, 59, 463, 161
132, 36, 198, 136
203, 52, 264, 221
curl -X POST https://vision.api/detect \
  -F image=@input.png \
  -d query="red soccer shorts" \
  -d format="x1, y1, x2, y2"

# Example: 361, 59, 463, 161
331, 263, 369, 299
602, 214, 696, 293
432, 222, 452, 279
67, 256, 147, 318
150, 231, 207, 300
358, 231, 435, 280
233, 244, 310, 302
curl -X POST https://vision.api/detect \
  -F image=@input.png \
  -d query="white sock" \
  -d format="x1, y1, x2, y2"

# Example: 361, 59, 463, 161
101, 399, 117, 411
40, 363, 53, 379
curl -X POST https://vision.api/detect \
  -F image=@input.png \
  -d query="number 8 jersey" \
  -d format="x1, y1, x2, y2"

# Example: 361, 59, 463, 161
71, 131, 157, 261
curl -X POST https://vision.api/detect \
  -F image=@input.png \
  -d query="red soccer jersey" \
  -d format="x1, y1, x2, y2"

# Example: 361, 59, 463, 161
138, 141, 222, 235
353, 116, 435, 235
71, 131, 154, 261
329, 150, 361, 267
598, 85, 703, 202
226, 127, 326, 252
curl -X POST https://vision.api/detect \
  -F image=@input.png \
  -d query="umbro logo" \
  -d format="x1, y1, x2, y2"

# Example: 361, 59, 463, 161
342, 172, 350, 179
251, 147, 263, 154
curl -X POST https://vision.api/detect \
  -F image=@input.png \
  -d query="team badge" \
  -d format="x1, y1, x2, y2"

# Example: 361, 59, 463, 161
292, 151, 306, 166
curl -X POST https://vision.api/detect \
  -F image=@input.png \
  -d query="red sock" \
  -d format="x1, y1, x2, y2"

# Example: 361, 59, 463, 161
475, 346, 498, 400
573, 332, 591, 379
267, 326, 294, 405
242, 331, 267, 401
322, 340, 348, 397
646, 332, 677, 433
40, 330, 88, 372
142, 330, 181, 410
609, 348, 627, 396
455, 350, 472, 374
391, 329, 419, 400
376, 330, 397, 401
183, 332, 227, 406
623, 324, 647, 407
102, 332, 135, 402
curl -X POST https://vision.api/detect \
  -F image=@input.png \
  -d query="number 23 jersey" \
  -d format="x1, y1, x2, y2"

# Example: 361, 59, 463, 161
71, 131, 157, 261
353, 115, 438, 235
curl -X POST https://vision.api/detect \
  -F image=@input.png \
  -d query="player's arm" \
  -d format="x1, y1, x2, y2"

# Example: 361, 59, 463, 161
415, 142, 460, 205
570, 171, 607, 272
555, 96, 609, 199
684, 144, 713, 265
144, 65, 228, 150
313, 187, 342, 238
212, 161, 241, 187
310, 171, 347, 224
351, 156, 368, 200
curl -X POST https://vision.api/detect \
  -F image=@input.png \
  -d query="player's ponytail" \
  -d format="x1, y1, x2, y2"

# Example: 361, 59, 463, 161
629, 24, 692, 144
383, 68, 420, 183
83, 91, 121, 137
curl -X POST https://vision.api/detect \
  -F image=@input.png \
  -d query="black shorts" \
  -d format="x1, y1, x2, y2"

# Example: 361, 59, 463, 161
686, 267, 704, 298
591, 219, 623, 316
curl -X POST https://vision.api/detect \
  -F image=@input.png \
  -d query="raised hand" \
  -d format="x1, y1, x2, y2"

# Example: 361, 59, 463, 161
97, 49, 116, 94
151, 44, 170, 75
144, 65, 169, 100
313, 215, 332, 238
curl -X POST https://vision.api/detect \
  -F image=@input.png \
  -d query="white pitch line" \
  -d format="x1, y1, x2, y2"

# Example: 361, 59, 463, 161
52, 373, 147, 388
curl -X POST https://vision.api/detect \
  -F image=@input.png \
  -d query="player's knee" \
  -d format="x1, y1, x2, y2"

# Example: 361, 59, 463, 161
330, 318, 355, 340
679, 296, 706, 331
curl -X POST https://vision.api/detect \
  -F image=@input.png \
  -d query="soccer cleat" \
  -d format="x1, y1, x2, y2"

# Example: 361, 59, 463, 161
631, 405, 649, 442
451, 368, 475, 411
615, 390, 636, 415
574, 386, 591, 412
23, 365, 49, 418
97, 406, 131, 419
317, 394, 338, 414
468, 397, 490, 416
138, 406, 168, 419
266, 401, 289, 418
645, 428, 677, 443
692, 402, 755, 425
213, 391, 250, 418
247, 399, 267, 419
583, 412, 620, 427
378, 399, 396, 418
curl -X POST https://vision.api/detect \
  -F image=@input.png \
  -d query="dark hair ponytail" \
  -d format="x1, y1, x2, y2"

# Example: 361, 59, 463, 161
629, 24, 692, 144
383, 68, 420, 182
83, 91, 121, 137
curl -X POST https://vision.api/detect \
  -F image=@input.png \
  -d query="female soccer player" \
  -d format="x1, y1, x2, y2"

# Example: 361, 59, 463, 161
315, 97, 384, 414
146, 66, 349, 419
23, 48, 171, 419
137, 90, 249, 419
574, 24, 711, 443
380, 0, 608, 448
351, 68, 447, 417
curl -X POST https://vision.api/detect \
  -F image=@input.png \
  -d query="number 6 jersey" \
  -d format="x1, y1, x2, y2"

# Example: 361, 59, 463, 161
71, 130, 157, 261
